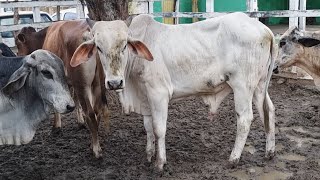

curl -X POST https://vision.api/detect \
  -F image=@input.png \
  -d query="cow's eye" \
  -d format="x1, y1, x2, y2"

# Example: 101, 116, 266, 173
97, 46, 102, 52
279, 41, 286, 48
41, 70, 53, 79
122, 45, 127, 52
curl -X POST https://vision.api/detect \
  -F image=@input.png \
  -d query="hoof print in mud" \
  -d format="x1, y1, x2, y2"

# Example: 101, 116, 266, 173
77, 123, 87, 130
51, 127, 62, 136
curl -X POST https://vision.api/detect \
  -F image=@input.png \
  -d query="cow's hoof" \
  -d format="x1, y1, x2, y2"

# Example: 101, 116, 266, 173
77, 123, 87, 130
155, 158, 166, 171
93, 152, 103, 159
265, 151, 275, 160
227, 159, 239, 169
93, 146, 103, 159
146, 149, 155, 162
51, 127, 62, 136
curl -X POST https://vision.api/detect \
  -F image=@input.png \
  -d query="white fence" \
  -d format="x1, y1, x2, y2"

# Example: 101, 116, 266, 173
1, 0, 320, 39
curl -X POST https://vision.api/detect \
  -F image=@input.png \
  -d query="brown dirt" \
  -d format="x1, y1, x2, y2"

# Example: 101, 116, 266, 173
1, 77, 320, 180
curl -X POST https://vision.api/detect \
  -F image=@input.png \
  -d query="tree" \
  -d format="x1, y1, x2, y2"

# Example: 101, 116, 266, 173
80, 0, 130, 21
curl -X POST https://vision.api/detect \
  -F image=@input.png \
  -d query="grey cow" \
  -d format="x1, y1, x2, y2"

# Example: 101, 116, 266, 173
0, 50, 75, 145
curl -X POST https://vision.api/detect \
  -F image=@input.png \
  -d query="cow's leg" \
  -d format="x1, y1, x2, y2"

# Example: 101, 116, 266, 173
93, 69, 110, 132
148, 92, 169, 171
143, 115, 155, 162
264, 93, 275, 158
53, 113, 61, 128
228, 83, 254, 165
253, 81, 276, 159
76, 86, 101, 158
74, 94, 85, 127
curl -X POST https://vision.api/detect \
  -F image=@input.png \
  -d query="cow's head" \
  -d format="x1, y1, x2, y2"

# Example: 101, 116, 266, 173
70, 19, 153, 90
15, 27, 46, 56
277, 27, 320, 68
2, 50, 75, 114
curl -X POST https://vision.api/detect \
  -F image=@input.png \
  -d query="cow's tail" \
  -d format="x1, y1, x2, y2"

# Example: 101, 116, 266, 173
262, 30, 276, 132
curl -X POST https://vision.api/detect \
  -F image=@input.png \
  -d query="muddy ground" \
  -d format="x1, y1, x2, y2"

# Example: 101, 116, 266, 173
1, 77, 320, 180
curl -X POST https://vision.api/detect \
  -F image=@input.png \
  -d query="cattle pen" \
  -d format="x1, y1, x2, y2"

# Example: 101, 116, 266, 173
1, 0, 320, 179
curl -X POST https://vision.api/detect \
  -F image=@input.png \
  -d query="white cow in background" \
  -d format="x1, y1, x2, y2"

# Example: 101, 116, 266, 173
276, 27, 320, 89
0, 50, 75, 145
71, 12, 276, 170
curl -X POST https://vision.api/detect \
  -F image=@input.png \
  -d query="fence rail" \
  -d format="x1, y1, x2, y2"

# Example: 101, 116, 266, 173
0, 0, 80, 8
151, 10, 320, 19
1, 0, 320, 33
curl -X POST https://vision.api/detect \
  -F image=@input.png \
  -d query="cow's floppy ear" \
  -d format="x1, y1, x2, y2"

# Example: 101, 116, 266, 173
297, 37, 320, 47
127, 37, 153, 61
2, 55, 38, 95
2, 66, 30, 95
17, 34, 26, 43
70, 39, 97, 67
86, 18, 96, 29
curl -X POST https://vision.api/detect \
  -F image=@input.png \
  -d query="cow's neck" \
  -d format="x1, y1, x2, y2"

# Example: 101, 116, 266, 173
296, 49, 320, 87
0, 88, 46, 144
11, 85, 47, 123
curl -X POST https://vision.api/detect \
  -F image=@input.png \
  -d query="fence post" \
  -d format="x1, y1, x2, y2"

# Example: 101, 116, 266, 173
175, 0, 179, 24
77, 4, 85, 19
289, 0, 299, 28
247, 0, 258, 20
206, 0, 214, 13
57, 6, 61, 21
299, 0, 306, 31
33, 6, 41, 23
148, 0, 154, 13
289, 0, 299, 74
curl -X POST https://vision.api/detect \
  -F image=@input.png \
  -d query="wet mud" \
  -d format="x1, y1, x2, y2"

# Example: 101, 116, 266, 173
1, 77, 320, 180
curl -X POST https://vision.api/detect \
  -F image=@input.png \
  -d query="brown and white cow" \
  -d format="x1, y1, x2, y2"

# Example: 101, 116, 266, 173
15, 20, 109, 158
70, 13, 276, 170
276, 27, 320, 89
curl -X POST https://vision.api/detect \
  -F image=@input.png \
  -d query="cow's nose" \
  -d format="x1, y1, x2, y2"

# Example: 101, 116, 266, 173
273, 66, 279, 74
107, 80, 123, 90
66, 104, 75, 113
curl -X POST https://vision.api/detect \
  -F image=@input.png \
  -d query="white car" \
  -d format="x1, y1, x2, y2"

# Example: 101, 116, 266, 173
51, 7, 88, 21
0, 11, 52, 47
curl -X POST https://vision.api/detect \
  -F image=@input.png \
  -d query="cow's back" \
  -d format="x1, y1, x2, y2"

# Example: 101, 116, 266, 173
128, 13, 274, 99
43, 20, 89, 69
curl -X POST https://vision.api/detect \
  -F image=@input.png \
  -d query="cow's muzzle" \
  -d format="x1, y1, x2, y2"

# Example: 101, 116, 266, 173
273, 65, 279, 74
107, 80, 124, 90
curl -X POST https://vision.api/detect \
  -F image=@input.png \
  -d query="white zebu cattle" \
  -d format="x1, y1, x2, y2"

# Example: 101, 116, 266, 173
71, 12, 276, 170
0, 50, 75, 145
276, 27, 320, 88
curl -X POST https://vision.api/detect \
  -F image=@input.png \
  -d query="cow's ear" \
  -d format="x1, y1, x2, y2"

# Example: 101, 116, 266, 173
70, 39, 97, 67
128, 37, 153, 61
17, 34, 26, 43
298, 37, 320, 47
2, 66, 30, 95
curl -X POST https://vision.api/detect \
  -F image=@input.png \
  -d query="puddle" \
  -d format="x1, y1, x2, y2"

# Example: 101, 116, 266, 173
244, 144, 256, 154
248, 166, 263, 175
279, 153, 306, 161
257, 170, 292, 180
279, 126, 320, 147
276, 144, 285, 152
228, 170, 249, 180
276, 161, 286, 169
228, 167, 291, 180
